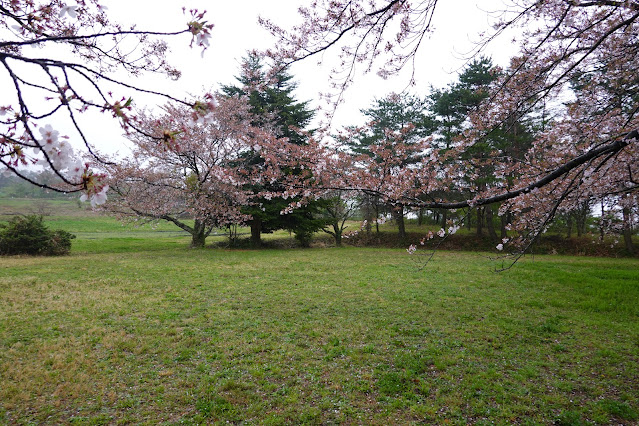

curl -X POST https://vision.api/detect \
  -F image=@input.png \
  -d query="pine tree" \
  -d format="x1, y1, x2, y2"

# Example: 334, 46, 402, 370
222, 54, 324, 246
429, 57, 535, 238
344, 93, 433, 241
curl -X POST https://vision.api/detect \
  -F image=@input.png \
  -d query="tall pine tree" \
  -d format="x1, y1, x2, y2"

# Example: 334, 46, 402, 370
344, 93, 434, 241
222, 54, 325, 246
429, 57, 535, 238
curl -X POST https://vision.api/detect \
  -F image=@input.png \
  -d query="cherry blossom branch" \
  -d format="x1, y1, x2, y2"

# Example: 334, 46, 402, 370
1, 2, 213, 204
0, 29, 189, 49
402, 132, 637, 210
574, 1, 639, 10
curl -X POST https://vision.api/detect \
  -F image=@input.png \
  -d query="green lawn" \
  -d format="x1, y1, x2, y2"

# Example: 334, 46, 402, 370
1, 199, 638, 423
1, 236, 638, 424
0, 198, 301, 245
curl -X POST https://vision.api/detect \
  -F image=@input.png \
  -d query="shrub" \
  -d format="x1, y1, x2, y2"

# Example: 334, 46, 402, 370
0, 215, 75, 256
293, 229, 314, 248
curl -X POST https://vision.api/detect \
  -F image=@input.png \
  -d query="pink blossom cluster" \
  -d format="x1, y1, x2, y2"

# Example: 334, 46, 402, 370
1, 1, 213, 203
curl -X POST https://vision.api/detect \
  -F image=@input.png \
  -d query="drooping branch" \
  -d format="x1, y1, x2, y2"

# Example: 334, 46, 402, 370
1, 2, 213, 201
403, 132, 637, 209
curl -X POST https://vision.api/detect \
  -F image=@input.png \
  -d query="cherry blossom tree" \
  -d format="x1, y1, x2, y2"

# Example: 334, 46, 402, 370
0, 1, 212, 205
341, 92, 433, 241
104, 93, 331, 248
263, 0, 639, 262
104, 94, 272, 248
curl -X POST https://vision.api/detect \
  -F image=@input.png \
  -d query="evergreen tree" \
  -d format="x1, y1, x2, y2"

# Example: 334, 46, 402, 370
429, 57, 495, 150
222, 54, 324, 246
344, 93, 434, 241
429, 57, 535, 238
347, 93, 433, 158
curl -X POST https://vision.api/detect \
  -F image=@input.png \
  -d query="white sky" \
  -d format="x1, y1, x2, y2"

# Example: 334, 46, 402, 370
3, 1, 519, 159
104, 0, 516, 115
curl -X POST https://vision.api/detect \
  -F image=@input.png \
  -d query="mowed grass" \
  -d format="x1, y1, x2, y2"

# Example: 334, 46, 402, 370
0, 198, 190, 236
1, 234, 638, 424
0, 198, 301, 246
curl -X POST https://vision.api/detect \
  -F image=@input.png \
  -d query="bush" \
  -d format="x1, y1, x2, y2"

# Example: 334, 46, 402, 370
0, 215, 75, 256
293, 229, 314, 248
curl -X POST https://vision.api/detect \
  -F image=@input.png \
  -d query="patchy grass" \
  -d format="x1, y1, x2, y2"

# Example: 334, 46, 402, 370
0, 198, 638, 423
0, 242, 638, 424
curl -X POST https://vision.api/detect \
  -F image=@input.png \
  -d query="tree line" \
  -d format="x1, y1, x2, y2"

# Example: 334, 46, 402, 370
2, 1, 638, 260
102, 54, 636, 255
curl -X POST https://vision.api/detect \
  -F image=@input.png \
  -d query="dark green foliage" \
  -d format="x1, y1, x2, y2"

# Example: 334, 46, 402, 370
346, 93, 434, 160
0, 215, 75, 255
429, 57, 503, 149
429, 57, 537, 237
343, 93, 434, 240
221, 53, 313, 146
429, 56, 533, 164
278, 202, 327, 248
48, 229, 76, 255
222, 53, 324, 245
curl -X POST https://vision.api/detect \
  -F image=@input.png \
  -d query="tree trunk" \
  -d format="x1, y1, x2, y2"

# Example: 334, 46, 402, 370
363, 194, 373, 235
417, 208, 424, 226
566, 214, 573, 238
476, 207, 484, 237
576, 200, 589, 237
486, 206, 498, 240
190, 219, 207, 248
441, 209, 448, 228
500, 213, 508, 239
333, 223, 342, 247
599, 203, 605, 242
576, 209, 586, 237
576, 219, 584, 237
394, 206, 406, 242
250, 217, 262, 247
191, 232, 206, 248
623, 204, 635, 255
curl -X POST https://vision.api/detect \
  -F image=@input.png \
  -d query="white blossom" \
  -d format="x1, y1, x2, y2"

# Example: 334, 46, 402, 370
81, 185, 109, 208
59, 4, 79, 19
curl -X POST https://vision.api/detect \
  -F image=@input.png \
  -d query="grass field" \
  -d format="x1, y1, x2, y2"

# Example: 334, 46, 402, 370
0, 199, 638, 424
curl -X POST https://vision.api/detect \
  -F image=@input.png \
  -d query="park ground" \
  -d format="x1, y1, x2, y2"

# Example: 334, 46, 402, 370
0, 198, 638, 424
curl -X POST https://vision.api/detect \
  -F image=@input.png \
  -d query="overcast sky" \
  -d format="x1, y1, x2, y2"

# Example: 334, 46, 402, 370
4, 1, 518, 159
104, 0, 515, 113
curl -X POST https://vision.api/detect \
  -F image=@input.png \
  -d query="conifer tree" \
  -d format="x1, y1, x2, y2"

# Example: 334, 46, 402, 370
430, 57, 534, 237
222, 54, 324, 246
344, 93, 433, 241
